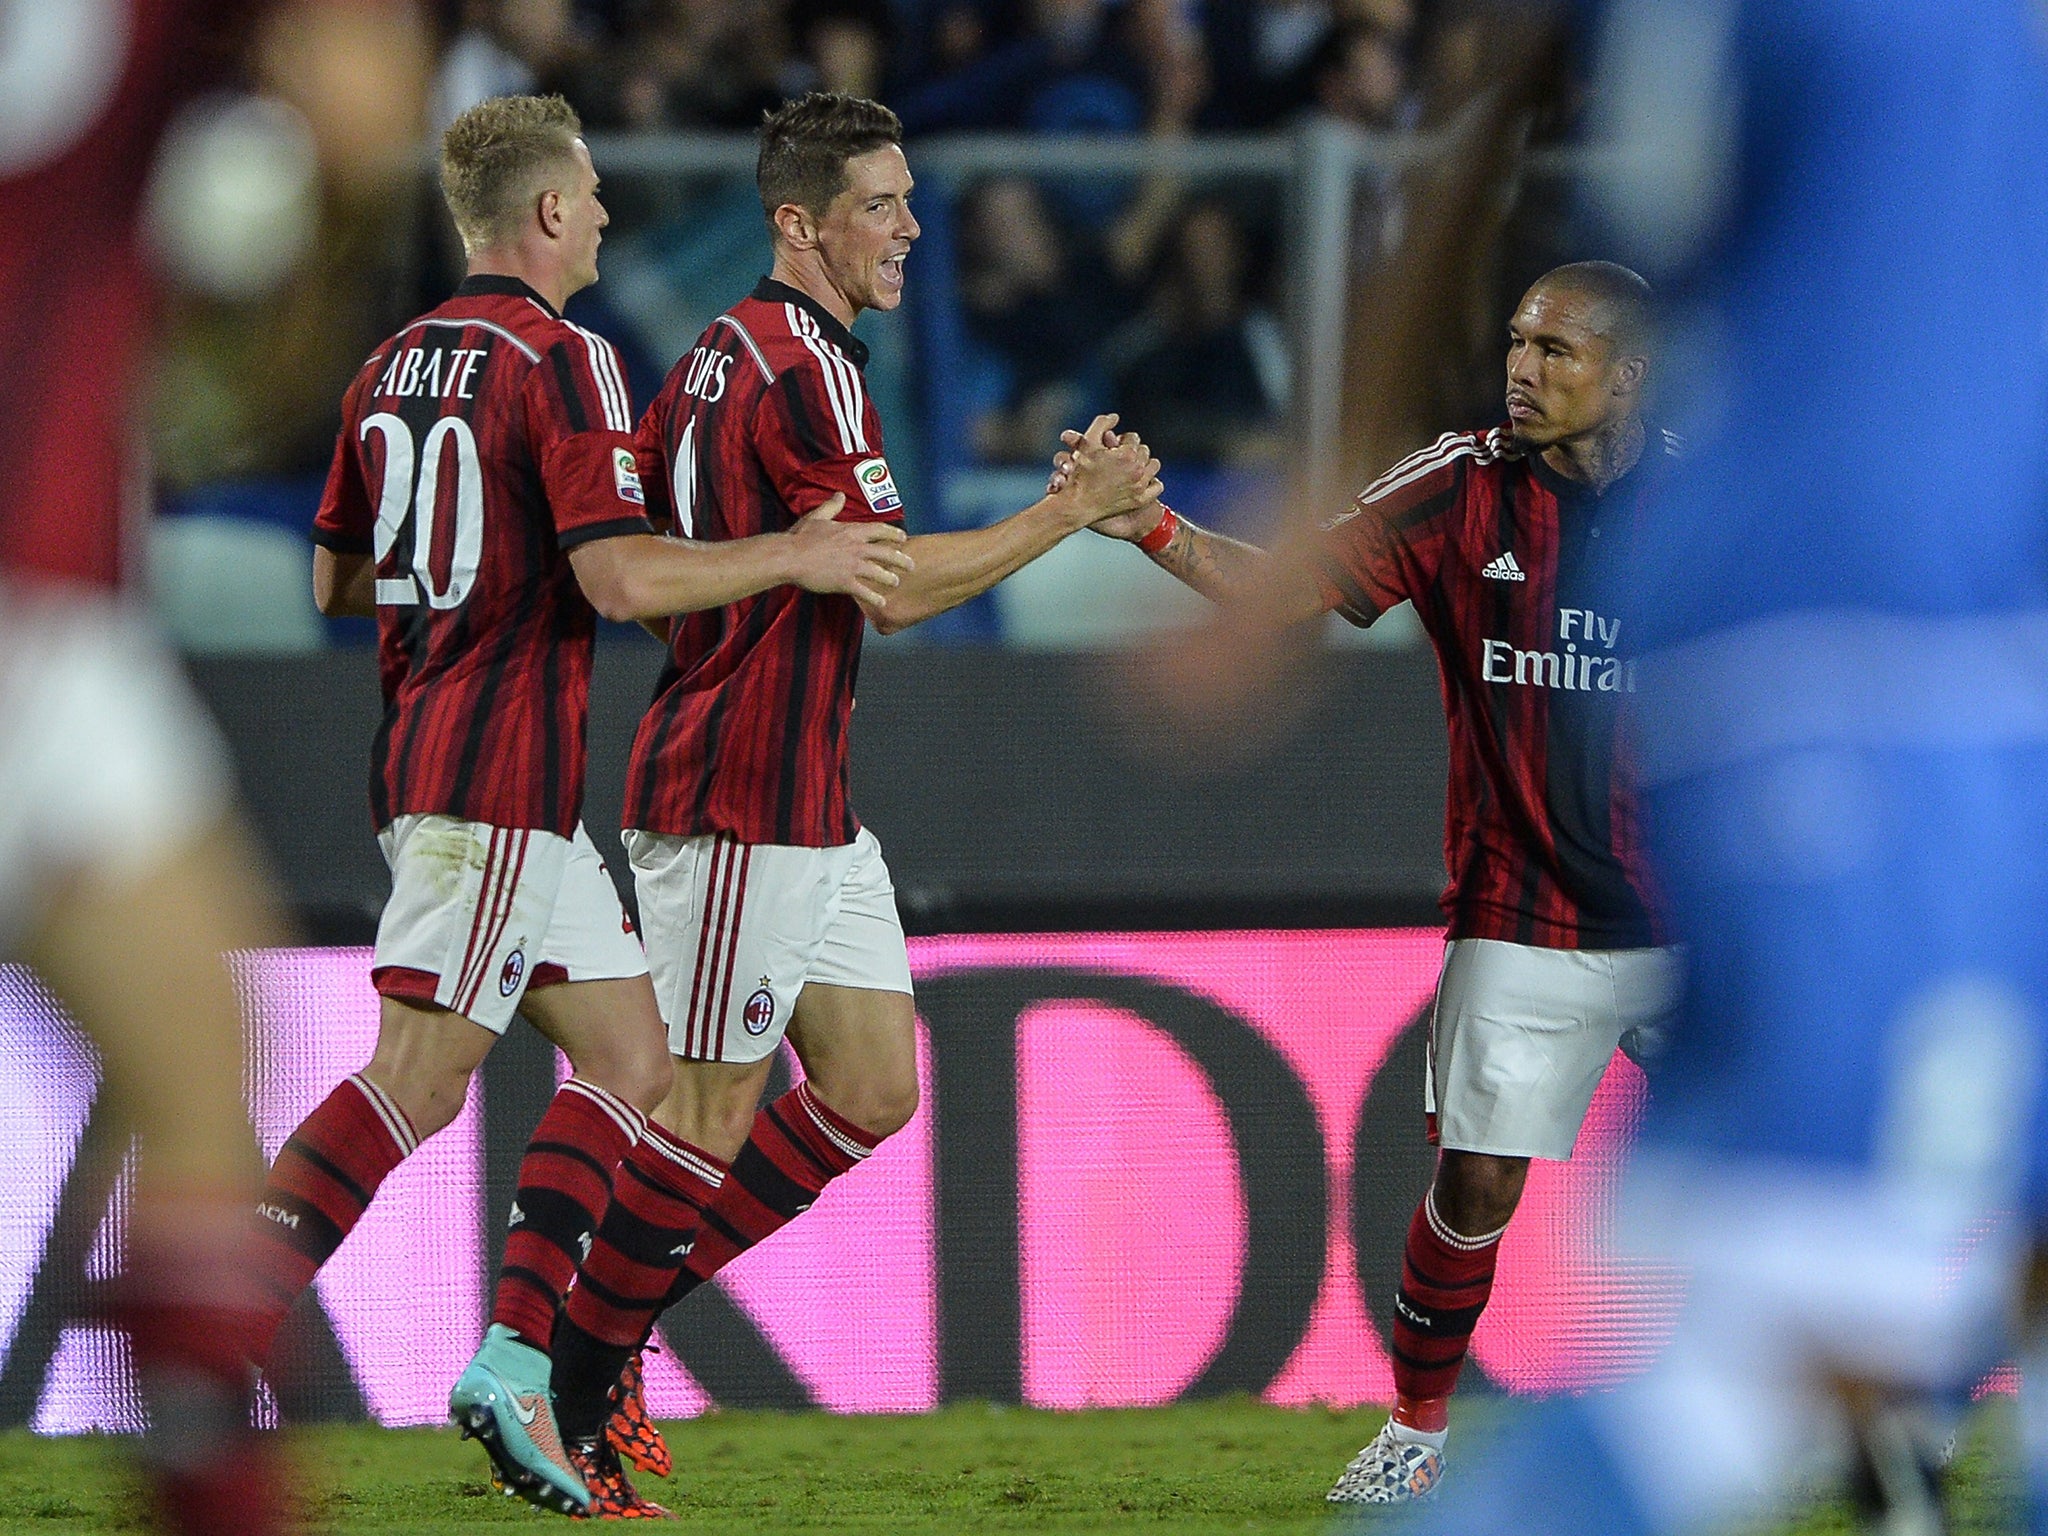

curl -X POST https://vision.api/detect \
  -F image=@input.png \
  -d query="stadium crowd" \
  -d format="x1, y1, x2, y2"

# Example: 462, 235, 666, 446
160, 0, 1512, 588
423, 0, 1514, 468
430, 0, 1474, 137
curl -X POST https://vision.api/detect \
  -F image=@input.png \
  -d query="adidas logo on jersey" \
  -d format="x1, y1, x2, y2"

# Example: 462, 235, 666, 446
1481, 551, 1526, 582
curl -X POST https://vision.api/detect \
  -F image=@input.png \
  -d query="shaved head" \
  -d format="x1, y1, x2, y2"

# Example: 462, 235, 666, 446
1504, 261, 1652, 478
1530, 261, 1653, 357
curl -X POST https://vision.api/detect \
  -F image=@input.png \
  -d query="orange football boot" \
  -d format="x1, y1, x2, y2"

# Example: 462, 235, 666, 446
605, 1348, 673, 1478
568, 1438, 672, 1521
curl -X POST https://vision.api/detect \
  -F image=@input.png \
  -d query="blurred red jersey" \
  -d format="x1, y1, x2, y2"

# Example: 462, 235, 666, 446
0, 0, 204, 588
313, 276, 650, 834
624, 279, 904, 847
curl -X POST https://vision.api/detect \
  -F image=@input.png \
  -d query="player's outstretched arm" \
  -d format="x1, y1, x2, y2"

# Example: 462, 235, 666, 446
1053, 430, 1328, 626
864, 414, 1161, 635
568, 493, 914, 622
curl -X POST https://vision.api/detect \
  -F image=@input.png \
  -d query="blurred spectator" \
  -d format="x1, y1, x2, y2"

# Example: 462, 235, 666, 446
1105, 198, 1287, 464
895, 0, 1148, 134
789, 0, 896, 97
434, 0, 593, 129
1339, 0, 1414, 33
1307, 19, 1415, 130
603, 0, 791, 129
1197, 0, 1333, 129
956, 177, 1128, 461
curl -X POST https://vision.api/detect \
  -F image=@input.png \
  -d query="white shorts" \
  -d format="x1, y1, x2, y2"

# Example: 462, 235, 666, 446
0, 590, 232, 948
625, 825, 913, 1064
373, 815, 648, 1034
1427, 937, 1682, 1160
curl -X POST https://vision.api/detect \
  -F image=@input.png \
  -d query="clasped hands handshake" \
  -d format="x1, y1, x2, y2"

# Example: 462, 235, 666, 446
784, 412, 1165, 614
1046, 413, 1168, 543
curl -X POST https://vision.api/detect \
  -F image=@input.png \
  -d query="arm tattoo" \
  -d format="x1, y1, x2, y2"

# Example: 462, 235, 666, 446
1150, 518, 1319, 621
1153, 520, 1258, 603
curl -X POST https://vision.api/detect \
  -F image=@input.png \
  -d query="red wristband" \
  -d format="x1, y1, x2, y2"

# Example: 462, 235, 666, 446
1136, 505, 1179, 554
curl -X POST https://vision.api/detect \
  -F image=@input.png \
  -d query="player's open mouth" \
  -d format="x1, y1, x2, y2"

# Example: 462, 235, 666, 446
880, 255, 906, 289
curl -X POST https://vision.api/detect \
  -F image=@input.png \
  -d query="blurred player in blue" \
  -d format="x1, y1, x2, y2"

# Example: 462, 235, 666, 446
1368, 1, 2048, 1532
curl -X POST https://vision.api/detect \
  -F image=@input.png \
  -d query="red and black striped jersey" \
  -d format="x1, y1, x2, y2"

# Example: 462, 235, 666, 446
0, 0, 199, 588
1318, 423, 1681, 949
623, 278, 904, 847
313, 275, 650, 835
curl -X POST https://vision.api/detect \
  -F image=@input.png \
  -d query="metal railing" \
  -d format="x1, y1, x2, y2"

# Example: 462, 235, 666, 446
582, 125, 1598, 512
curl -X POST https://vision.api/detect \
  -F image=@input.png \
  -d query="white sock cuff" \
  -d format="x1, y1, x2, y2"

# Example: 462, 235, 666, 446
1386, 1417, 1450, 1452
1424, 1187, 1508, 1252
795, 1082, 872, 1162
638, 1120, 728, 1189
347, 1073, 420, 1157
561, 1076, 647, 1144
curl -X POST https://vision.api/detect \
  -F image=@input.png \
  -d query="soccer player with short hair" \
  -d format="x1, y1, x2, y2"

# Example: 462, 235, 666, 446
1383, 3, 2048, 1534
253, 91, 912, 1518
1071, 260, 1678, 1505
538, 92, 1163, 1509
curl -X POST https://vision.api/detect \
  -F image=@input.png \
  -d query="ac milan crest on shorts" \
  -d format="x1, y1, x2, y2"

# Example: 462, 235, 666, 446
624, 825, 911, 1063
372, 816, 647, 1033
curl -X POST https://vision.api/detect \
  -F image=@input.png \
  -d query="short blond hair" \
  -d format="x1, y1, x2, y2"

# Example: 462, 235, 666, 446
440, 94, 583, 253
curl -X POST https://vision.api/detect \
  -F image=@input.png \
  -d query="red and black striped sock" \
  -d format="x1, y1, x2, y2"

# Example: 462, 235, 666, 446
552, 1123, 726, 1441
663, 1082, 877, 1309
1388, 1187, 1504, 1433
122, 1195, 283, 1536
249, 1073, 418, 1364
491, 1077, 646, 1348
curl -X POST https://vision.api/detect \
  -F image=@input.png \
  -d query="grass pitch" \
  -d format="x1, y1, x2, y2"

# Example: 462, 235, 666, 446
0, 1398, 2018, 1534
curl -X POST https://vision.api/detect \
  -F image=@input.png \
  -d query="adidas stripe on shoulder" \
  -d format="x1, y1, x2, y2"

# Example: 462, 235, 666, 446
566, 323, 634, 432
1323, 430, 1500, 530
784, 302, 869, 455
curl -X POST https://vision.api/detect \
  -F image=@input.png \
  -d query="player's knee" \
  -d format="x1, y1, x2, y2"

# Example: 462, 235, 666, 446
1434, 1152, 1528, 1236
653, 1067, 764, 1159
370, 1060, 474, 1141
715, 1083, 763, 1149
851, 1085, 917, 1141
565, 1035, 673, 1116
816, 1065, 918, 1141
614, 1047, 673, 1117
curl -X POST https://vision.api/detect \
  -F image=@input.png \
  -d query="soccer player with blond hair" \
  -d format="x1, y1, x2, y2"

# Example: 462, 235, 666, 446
250, 91, 911, 1517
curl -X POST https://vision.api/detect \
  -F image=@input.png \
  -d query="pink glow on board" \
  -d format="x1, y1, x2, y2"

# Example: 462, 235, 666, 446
710, 1033, 940, 1414
1474, 1061, 1686, 1390
240, 949, 485, 1428
1014, 998, 1243, 1407
4, 930, 1709, 1430
0, 969, 102, 1431
914, 930, 1451, 1407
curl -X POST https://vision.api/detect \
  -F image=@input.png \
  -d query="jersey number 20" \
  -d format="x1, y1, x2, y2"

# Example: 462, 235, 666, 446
360, 412, 484, 609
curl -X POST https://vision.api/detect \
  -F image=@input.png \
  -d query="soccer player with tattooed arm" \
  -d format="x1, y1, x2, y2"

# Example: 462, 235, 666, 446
1062, 260, 1679, 1506
250, 92, 911, 1518
536, 92, 1164, 1515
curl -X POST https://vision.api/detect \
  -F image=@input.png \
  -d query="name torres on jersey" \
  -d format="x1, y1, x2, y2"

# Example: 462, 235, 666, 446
625, 279, 903, 848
